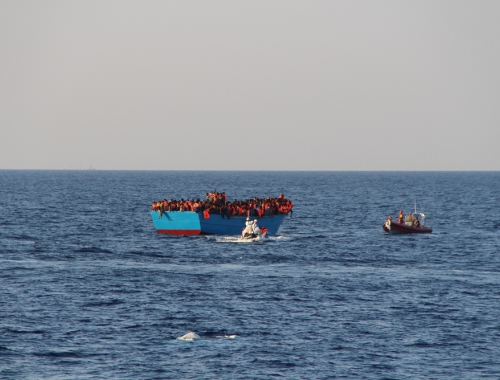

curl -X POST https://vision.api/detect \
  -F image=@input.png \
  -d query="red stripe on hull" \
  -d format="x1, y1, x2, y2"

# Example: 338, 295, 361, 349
157, 229, 201, 235
383, 222, 432, 234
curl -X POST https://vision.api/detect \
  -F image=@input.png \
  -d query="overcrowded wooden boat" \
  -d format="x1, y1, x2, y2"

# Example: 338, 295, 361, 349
151, 191, 292, 236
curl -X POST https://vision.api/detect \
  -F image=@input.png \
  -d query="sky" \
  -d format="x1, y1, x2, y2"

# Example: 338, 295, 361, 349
1, 0, 499, 170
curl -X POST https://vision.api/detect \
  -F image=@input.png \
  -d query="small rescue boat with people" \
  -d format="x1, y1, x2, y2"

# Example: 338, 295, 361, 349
241, 218, 269, 241
383, 201, 432, 234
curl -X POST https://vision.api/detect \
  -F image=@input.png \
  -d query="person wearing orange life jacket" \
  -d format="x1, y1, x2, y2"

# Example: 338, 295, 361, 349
398, 210, 404, 224
193, 200, 200, 212
256, 205, 263, 218
203, 209, 210, 219
157, 201, 164, 218
262, 203, 268, 216
265, 203, 273, 216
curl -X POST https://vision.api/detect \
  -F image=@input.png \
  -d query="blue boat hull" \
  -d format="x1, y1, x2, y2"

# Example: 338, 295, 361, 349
151, 211, 201, 235
151, 211, 288, 236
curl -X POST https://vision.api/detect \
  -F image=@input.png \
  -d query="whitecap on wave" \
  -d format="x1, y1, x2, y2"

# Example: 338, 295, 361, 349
176, 332, 237, 341
176, 332, 200, 341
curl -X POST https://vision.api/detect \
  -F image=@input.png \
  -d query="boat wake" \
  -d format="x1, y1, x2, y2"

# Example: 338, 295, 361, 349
213, 235, 292, 243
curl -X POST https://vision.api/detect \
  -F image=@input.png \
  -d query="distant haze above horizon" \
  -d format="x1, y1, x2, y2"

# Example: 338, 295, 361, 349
1, 1, 499, 170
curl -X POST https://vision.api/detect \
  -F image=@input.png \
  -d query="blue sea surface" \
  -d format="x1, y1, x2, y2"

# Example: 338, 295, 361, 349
1, 171, 499, 379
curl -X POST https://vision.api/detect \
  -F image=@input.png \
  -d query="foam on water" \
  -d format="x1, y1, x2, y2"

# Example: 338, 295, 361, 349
214, 235, 292, 243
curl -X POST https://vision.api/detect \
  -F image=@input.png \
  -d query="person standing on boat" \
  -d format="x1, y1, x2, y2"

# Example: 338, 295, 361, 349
405, 212, 413, 226
398, 210, 404, 224
385, 216, 392, 230
413, 216, 420, 227
242, 219, 254, 238
252, 220, 261, 236
412, 214, 420, 227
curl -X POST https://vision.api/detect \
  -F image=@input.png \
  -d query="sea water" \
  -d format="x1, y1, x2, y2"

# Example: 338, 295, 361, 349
0, 171, 499, 379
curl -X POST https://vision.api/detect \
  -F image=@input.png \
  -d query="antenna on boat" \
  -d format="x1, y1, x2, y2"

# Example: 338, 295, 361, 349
414, 200, 417, 214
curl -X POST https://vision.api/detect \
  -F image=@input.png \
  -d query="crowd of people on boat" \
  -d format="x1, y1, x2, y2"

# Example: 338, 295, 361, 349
151, 191, 293, 218
387, 210, 420, 227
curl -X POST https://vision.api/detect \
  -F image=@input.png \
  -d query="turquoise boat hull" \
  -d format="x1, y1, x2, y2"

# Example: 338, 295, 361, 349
151, 211, 288, 236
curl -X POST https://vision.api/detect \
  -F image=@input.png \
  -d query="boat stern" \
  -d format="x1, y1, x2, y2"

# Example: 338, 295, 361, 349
151, 211, 201, 235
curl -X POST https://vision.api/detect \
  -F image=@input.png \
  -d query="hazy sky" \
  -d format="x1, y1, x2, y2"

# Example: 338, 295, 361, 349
1, 1, 499, 170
